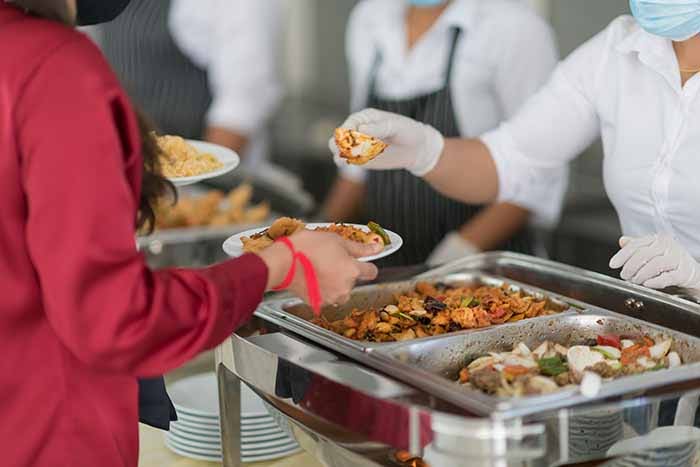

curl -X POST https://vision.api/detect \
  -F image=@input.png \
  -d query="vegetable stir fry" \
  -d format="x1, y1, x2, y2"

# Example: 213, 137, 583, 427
311, 282, 561, 342
457, 334, 681, 398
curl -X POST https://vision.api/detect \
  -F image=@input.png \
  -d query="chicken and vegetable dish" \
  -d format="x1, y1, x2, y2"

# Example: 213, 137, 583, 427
458, 334, 681, 398
311, 282, 561, 342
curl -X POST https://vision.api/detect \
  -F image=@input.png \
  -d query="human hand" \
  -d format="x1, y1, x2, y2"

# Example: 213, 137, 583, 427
329, 108, 445, 176
609, 234, 700, 293
426, 231, 480, 267
259, 231, 380, 306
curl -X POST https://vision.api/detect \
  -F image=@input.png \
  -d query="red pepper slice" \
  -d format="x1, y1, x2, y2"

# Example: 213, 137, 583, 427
597, 334, 621, 349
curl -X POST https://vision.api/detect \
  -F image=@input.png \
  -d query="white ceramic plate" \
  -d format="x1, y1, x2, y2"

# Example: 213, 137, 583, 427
166, 435, 299, 457
167, 140, 240, 187
171, 419, 220, 433
170, 420, 282, 438
168, 431, 295, 452
165, 437, 301, 463
607, 426, 700, 457
170, 424, 287, 444
223, 223, 403, 262
168, 373, 268, 418
173, 412, 278, 430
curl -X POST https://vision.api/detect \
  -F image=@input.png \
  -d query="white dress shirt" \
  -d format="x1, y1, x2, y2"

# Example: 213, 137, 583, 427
340, 0, 561, 186
484, 15, 700, 258
169, 0, 281, 168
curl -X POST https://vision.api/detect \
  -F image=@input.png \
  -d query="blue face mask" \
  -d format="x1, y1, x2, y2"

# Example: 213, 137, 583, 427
409, 0, 447, 6
630, 0, 700, 41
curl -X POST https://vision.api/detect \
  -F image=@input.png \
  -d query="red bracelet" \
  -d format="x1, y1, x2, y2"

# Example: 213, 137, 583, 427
271, 237, 322, 315
272, 237, 297, 291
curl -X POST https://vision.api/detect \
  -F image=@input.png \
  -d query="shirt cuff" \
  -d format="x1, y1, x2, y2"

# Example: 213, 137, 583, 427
199, 253, 268, 345
338, 164, 368, 183
481, 129, 568, 229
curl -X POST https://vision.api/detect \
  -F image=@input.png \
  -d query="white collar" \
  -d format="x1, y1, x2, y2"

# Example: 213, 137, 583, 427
382, 0, 479, 33
438, 0, 479, 32
616, 23, 673, 59
615, 19, 681, 91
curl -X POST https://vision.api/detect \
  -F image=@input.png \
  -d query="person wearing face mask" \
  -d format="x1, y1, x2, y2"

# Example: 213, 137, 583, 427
331, 0, 700, 297
321, 0, 566, 267
0, 1, 381, 466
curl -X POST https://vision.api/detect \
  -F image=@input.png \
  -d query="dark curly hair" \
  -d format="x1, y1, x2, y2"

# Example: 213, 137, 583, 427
135, 111, 176, 234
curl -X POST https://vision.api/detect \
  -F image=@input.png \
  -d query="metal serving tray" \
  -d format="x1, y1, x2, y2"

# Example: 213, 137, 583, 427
258, 271, 580, 353
370, 312, 700, 419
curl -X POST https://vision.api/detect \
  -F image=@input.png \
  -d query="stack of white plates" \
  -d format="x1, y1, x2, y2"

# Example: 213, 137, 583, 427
164, 373, 301, 463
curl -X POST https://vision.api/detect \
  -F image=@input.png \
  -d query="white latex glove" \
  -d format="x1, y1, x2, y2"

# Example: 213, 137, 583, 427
609, 234, 700, 293
329, 108, 445, 176
426, 231, 480, 267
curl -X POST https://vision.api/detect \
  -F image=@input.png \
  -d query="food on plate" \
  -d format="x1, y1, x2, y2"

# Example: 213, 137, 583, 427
393, 450, 429, 467
311, 282, 561, 342
457, 335, 681, 398
153, 184, 270, 230
334, 128, 388, 165
240, 219, 390, 254
156, 134, 223, 177
314, 223, 384, 246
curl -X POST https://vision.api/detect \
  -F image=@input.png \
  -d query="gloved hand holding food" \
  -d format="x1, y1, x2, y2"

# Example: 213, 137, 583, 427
329, 108, 445, 176
609, 234, 700, 295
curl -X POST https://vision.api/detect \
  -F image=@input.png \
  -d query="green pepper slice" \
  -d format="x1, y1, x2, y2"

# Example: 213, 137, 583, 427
368, 221, 391, 245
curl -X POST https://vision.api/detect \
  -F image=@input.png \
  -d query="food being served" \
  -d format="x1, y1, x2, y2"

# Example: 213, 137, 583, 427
240, 218, 390, 254
311, 282, 561, 342
156, 134, 223, 177
457, 334, 681, 398
334, 128, 388, 165
154, 184, 270, 230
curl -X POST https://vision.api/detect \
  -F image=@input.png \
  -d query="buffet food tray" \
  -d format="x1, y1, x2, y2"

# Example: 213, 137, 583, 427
371, 312, 700, 418
259, 271, 581, 353
256, 264, 700, 420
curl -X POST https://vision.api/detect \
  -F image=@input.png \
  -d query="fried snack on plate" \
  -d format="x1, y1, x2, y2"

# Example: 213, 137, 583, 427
156, 134, 223, 177
240, 232, 275, 253
334, 128, 388, 165
241, 217, 305, 254
268, 217, 306, 239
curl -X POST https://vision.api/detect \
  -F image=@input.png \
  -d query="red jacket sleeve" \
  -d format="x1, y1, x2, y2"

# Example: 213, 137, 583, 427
15, 34, 267, 377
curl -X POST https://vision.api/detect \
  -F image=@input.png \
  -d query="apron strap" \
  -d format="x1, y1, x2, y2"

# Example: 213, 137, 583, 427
444, 27, 463, 86
367, 49, 383, 104
368, 26, 464, 99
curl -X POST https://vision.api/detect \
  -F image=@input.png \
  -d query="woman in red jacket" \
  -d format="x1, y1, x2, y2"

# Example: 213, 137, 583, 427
0, 1, 379, 466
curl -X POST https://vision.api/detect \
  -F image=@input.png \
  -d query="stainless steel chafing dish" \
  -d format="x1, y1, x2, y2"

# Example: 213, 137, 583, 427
215, 253, 700, 467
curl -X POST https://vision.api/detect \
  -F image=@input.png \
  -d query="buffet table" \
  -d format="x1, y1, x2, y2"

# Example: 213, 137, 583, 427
215, 253, 700, 467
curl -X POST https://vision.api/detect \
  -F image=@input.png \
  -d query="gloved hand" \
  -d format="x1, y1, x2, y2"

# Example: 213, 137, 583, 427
426, 231, 480, 267
609, 234, 700, 293
329, 108, 445, 176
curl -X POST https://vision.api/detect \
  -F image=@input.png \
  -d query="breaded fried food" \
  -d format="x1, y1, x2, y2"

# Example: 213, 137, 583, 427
240, 232, 275, 253
241, 217, 305, 254
267, 217, 305, 239
334, 128, 387, 165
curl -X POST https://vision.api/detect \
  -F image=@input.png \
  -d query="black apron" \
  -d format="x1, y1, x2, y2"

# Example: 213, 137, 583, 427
99, 0, 212, 139
365, 27, 532, 267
